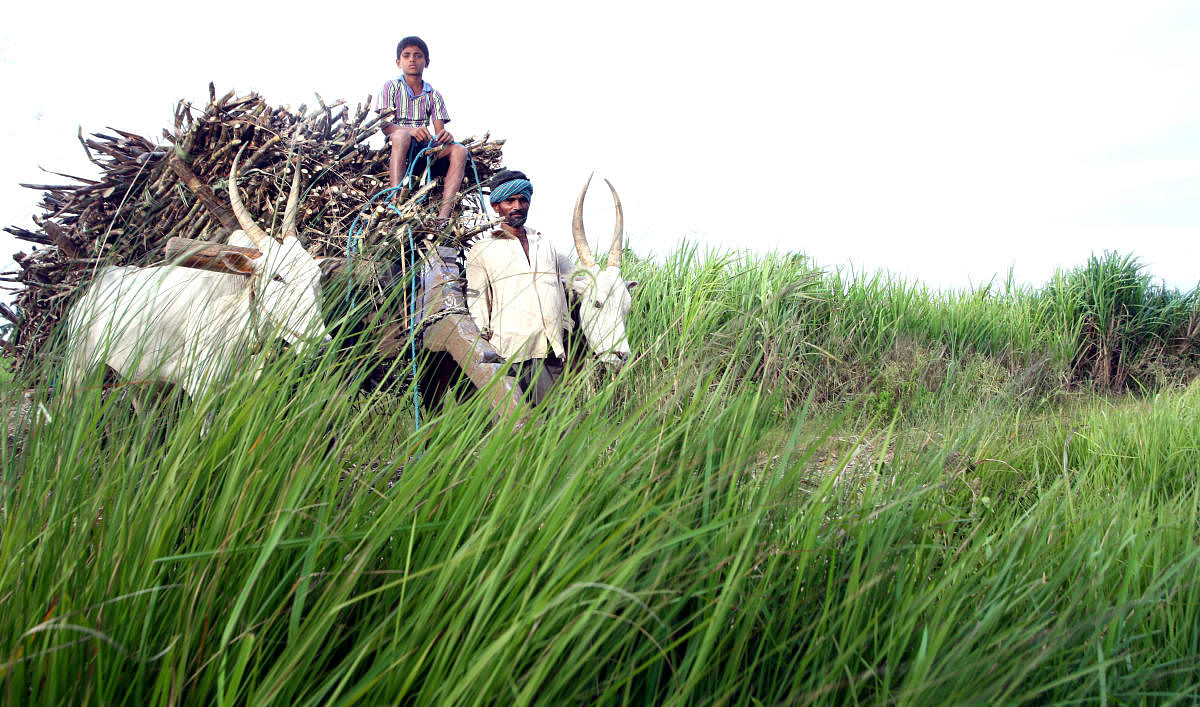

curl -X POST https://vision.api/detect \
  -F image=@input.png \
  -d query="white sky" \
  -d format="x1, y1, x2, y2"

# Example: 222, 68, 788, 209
2, 0, 1198, 296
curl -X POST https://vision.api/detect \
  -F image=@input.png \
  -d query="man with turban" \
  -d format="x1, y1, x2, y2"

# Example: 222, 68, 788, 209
465, 170, 574, 405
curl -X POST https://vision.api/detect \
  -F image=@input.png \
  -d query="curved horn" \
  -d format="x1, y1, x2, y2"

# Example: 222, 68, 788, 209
228, 146, 272, 247
280, 158, 302, 240
572, 174, 598, 268
604, 179, 624, 269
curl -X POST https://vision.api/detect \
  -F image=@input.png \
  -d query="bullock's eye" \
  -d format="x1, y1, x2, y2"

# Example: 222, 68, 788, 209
593, 300, 603, 309
272, 274, 287, 284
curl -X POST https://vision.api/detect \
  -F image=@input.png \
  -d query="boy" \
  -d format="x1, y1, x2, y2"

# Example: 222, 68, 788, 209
375, 36, 468, 220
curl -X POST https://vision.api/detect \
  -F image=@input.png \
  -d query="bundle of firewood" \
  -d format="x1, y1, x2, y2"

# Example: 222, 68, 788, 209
0, 84, 505, 373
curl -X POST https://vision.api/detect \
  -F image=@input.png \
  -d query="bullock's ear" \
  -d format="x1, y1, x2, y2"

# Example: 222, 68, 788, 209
219, 251, 259, 276
165, 237, 261, 275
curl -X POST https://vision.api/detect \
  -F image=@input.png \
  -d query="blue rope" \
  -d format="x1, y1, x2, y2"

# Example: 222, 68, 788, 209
466, 149, 487, 214
407, 222, 420, 431
344, 139, 490, 431
344, 139, 441, 283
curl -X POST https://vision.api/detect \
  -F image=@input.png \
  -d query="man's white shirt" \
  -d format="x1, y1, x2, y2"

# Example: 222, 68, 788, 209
465, 227, 574, 363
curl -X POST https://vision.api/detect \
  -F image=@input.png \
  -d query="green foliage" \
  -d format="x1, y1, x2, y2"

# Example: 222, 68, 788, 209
2, 246, 1199, 702
623, 247, 1198, 424
1047, 250, 1200, 392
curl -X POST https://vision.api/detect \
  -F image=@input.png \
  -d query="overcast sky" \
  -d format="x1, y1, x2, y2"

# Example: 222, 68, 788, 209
2, 0, 1198, 296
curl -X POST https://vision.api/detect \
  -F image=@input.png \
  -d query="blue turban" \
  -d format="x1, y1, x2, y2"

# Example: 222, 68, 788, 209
489, 178, 533, 205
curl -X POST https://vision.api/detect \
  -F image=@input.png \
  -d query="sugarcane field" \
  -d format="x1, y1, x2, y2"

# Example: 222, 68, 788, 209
3, 8, 1200, 704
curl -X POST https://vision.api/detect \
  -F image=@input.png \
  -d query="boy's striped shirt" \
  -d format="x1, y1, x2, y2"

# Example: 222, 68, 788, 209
375, 79, 451, 127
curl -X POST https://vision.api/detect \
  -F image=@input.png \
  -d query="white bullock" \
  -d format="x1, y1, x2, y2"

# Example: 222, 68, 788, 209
567, 176, 636, 368
60, 148, 330, 407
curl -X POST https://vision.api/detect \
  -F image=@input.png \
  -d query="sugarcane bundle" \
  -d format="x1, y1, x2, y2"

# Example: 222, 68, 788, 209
1, 84, 505, 373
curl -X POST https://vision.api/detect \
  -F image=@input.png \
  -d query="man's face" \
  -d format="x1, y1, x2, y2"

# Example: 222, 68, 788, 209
396, 47, 427, 77
494, 194, 530, 228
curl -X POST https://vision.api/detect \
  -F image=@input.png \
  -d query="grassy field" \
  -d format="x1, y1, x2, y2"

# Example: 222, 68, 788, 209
1, 248, 1198, 703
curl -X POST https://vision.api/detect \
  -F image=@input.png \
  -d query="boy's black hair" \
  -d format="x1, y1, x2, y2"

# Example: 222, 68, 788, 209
490, 170, 529, 186
396, 36, 431, 63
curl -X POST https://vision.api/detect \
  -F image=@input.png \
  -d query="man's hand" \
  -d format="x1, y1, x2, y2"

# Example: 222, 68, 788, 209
409, 126, 434, 143
435, 128, 454, 145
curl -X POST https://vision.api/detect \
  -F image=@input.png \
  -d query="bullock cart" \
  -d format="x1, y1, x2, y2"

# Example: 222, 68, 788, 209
3, 88, 632, 422
1, 88, 528, 417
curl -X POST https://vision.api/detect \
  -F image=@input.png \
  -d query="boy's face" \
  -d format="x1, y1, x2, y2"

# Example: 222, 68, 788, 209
396, 46, 427, 77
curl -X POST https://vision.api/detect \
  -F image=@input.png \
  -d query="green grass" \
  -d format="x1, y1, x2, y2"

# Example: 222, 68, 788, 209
1, 247, 1198, 703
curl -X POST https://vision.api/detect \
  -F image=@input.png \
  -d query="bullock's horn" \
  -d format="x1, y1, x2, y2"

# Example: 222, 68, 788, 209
228, 146, 272, 247
572, 174, 598, 268
604, 179, 624, 269
280, 158, 302, 240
